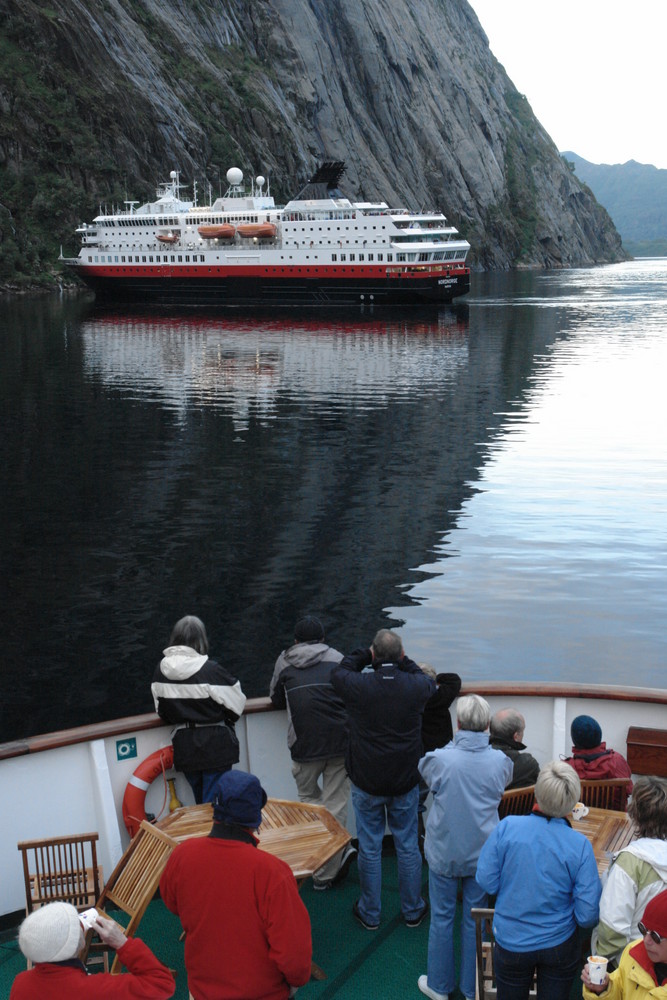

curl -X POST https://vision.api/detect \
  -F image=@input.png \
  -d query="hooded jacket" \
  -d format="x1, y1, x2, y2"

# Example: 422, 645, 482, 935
151, 645, 246, 772
583, 938, 667, 1000
593, 838, 667, 965
269, 642, 346, 761
564, 742, 633, 807
420, 730, 513, 877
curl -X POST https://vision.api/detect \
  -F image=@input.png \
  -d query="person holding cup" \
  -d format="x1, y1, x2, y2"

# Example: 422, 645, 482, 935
583, 888, 667, 999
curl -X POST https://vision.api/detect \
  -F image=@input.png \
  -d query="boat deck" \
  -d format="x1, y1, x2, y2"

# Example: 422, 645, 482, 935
0, 848, 585, 1000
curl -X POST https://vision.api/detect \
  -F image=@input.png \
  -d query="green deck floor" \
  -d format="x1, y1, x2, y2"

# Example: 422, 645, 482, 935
0, 852, 586, 1000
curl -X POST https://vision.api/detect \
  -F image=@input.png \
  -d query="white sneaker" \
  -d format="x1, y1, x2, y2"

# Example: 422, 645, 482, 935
418, 974, 448, 1000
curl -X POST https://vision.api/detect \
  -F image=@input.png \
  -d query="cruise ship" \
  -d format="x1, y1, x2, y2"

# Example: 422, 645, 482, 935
61, 162, 471, 307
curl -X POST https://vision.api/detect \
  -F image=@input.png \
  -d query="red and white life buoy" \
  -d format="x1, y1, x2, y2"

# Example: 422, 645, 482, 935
122, 745, 174, 837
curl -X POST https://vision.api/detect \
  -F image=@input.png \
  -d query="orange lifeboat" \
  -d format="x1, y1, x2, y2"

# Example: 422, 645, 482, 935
198, 224, 236, 239
157, 232, 179, 243
236, 223, 277, 239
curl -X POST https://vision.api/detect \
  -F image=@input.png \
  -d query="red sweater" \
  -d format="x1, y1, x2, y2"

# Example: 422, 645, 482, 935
9, 937, 174, 999
160, 835, 312, 1000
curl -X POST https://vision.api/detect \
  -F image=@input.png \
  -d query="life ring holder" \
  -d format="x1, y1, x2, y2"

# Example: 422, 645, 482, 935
122, 745, 174, 837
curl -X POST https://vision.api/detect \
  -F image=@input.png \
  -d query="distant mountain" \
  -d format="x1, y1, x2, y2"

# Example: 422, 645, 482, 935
562, 153, 667, 255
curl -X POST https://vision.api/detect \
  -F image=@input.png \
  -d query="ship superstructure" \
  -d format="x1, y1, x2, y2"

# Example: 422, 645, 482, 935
63, 162, 470, 306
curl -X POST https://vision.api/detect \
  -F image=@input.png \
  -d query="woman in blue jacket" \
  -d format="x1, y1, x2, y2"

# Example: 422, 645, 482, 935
476, 759, 601, 1000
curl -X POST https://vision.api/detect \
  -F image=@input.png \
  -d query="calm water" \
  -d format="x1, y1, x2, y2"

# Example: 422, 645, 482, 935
2, 260, 666, 741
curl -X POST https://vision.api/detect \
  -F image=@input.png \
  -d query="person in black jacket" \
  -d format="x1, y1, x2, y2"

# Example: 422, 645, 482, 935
331, 629, 435, 931
489, 708, 540, 790
151, 615, 246, 804
270, 615, 356, 890
418, 665, 462, 837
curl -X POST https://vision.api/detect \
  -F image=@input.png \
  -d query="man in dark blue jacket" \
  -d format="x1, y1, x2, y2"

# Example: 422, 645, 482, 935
270, 616, 355, 890
331, 629, 435, 930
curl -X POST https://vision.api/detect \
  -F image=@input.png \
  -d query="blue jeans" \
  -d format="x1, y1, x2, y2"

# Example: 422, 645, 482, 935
494, 928, 580, 1000
426, 871, 486, 999
183, 768, 229, 804
351, 783, 425, 926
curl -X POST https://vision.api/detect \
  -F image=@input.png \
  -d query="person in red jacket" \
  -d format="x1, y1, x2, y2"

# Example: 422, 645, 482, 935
564, 714, 633, 808
160, 769, 312, 1000
9, 902, 174, 999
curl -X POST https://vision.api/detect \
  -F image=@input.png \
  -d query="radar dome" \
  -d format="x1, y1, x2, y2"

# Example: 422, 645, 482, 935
256, 175, 265, 189
170, 171, 178, 179
226, 168, 243, 187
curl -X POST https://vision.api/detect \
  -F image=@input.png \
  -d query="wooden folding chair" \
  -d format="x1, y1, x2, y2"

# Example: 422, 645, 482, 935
498, 785, 535, 820
87, 820, 177, 974
473, 907, 537, 1000
18, 831, 103, 913
17, 831, 105, 969
579, 778, 630, 811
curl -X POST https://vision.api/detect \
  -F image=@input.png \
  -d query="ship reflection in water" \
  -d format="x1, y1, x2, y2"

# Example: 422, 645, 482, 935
79, 309, 470, 433
2, 260, 666, 742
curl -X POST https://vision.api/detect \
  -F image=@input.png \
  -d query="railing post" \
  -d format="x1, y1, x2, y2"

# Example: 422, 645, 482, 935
553, 697, 568, 761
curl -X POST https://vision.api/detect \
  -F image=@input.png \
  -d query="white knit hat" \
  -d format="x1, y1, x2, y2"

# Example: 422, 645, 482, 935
18, 902, 83, 963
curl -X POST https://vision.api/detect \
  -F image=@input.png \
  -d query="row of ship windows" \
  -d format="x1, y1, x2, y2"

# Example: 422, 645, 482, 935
331, 252, 390, 262
87, 251, 465, 265
89, 253, 396, 264
100, 215, 266, 227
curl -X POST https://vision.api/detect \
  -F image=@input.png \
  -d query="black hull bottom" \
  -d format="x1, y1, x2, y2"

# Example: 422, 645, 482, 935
74, 272, 470, 308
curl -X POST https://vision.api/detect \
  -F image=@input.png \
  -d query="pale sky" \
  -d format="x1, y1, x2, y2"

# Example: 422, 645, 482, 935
467, 0, 667, 169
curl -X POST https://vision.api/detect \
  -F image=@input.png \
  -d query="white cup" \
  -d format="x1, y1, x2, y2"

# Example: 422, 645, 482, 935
573, 802, 589, 821
588, 956, 608, 985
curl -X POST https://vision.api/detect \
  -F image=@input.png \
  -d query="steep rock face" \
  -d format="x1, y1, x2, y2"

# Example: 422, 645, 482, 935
0, 0, 625, 285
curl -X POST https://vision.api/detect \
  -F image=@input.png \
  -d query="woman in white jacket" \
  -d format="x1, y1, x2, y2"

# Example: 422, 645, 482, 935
594, 776, 667, 967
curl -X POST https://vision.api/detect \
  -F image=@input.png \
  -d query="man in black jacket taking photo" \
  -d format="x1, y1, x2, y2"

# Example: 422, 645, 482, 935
331, 629, 435, 931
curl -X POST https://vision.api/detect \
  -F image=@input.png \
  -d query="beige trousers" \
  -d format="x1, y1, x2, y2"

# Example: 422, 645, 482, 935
291, 756, 351, 882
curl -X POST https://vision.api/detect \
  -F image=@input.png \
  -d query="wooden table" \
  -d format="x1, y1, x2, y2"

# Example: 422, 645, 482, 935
572, 806, 636, 875
156, 797, 351, 882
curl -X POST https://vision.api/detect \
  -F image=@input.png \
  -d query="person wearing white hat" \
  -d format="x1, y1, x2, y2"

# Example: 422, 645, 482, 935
10, 901, 174, 998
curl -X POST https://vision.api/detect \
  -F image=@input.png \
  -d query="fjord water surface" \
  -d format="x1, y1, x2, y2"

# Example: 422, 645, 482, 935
2, 260, 666, 740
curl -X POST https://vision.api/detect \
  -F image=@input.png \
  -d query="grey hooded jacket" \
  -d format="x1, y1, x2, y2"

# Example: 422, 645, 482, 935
270, 642, 347, 762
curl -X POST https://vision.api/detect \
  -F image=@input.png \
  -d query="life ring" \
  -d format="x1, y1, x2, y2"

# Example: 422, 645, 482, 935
122, 745, 174, 837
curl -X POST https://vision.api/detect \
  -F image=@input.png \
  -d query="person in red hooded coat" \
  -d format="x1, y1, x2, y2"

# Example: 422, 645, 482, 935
564, 715, 632, 809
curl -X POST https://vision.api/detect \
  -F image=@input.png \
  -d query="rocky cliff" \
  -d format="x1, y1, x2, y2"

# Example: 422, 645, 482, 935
0, 0, 626, 287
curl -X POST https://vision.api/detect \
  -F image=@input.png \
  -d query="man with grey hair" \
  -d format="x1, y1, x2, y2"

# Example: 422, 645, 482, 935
331, 629, 435, 931
490, 708, 540, 790
417, 693, 513, 1000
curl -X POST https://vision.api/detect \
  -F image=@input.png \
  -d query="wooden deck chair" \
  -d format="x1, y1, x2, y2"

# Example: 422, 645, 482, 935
498, 785, 535, 820
579, 777, 630, 811
17, 831, 105, 969
473, 907, 537, 1000
88, 820, 177, 974
17, 831, 103, 914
